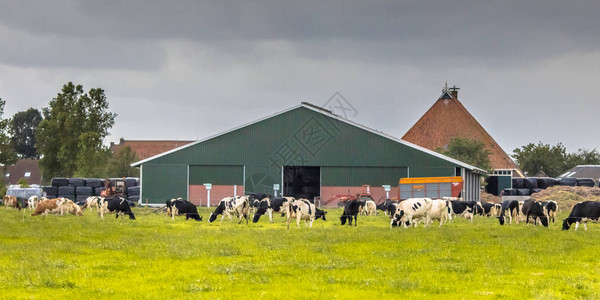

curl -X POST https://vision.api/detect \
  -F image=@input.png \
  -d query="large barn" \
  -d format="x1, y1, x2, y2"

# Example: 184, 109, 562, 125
132, 102, 486, 206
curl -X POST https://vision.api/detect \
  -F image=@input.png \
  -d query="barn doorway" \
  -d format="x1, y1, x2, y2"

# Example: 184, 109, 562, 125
283, 166, 320, 200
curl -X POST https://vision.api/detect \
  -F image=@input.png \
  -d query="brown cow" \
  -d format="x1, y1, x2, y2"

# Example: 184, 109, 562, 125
31, 198, 64, 216
3, 195, 21, 210
30, 198, 82, 216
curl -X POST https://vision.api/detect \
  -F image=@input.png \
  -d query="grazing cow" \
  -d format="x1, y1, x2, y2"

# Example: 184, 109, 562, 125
286, 199, 317, 229
562, 201, 600, 231
61, 199, 83, 216
31, 198, 66, 216
362, 200, 377, 216
521, 200, 548, 227
425, 199, 450, 227
98, 197, 136, 220
541, 200, 558, 224
391, 198, 433, 228
377, 200, 399, 218
480, 202, 498, 217
27, 196, 40, 210
252, 196, 293, 223
340, 199, 361, 226
3, 195, 20, 210
166, 198, 202, 221
449, 201, 482, 222
82, 196, 102, 211
315, 207, 327, 221
498, 200, 520, 225
248, 193, 268, 215
208, 196, 250, 224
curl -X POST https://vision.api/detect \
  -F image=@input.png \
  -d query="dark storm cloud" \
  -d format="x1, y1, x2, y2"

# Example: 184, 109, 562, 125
1, 1, 599, 69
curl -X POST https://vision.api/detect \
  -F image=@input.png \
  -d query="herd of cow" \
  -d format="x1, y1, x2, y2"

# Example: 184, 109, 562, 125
3, 194, 600, 231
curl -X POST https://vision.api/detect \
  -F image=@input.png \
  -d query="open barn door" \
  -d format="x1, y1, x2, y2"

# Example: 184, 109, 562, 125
283, 166, 320, 200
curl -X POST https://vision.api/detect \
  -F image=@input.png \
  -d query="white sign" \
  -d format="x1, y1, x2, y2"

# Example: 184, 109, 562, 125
382, 185, 391, 192
204, 183, 212, 190
273, 184, 280, 190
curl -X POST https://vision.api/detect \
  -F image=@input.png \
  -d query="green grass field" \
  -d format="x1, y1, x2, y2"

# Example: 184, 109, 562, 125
1, 206, 599, 299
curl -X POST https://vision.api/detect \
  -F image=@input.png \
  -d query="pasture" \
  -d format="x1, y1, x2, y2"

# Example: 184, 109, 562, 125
1, 206, 599, 299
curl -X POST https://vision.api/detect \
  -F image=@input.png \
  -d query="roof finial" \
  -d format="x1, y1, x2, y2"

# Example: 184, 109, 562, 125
443, 81, 448, 92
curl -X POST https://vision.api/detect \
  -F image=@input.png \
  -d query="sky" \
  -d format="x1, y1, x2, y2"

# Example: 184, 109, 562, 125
1, 1, 599, 156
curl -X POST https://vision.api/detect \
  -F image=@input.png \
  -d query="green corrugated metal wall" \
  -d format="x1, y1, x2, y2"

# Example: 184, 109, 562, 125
321, 167, 407, 186
139, 106, 468, 202
189, 165, 244, 185
141, 164, 188, 203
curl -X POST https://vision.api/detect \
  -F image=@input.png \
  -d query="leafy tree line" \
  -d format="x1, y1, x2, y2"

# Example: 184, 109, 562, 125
513, 142, 600, 177
437, 136, 599, 178
0, 83, 139, 185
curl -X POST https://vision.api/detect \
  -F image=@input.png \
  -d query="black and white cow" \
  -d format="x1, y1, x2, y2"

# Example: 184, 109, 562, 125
540, 200, 558, 224
449, 201, 481, 222
480, 202, 500, 217
286, 199, 319, 229
248, 193, 268, 215
252, 196, 294, 223
98, 196, 136, 220
562, 201, 600, 231
520, 200, 549, 227
498, 200, 519, 225
377, 200, 399, 218
166, 198, 202, 221
208, 196, 250, 224
340, 199, 360, 226
391, 198, 433, 228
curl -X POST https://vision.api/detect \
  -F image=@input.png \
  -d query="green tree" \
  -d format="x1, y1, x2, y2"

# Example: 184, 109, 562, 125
106, 146, 140, 177
36, 82, 117, 179
512, 142, 567, 177
436, 136, 492, 172
17, 178, 30, 188
0, 98, 18, 168
565, 148, 600, 170
10, 108, 43, 159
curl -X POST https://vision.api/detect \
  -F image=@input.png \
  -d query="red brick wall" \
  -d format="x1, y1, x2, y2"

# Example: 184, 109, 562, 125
189, 185, 244, 207
321, 186, 399, 207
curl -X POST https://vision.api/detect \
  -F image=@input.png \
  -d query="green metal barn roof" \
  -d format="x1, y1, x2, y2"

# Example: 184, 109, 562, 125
131, 102, 487, 174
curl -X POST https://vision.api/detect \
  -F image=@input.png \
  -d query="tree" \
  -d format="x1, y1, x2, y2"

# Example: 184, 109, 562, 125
436, 136, 492, 172
0, 98, 18, 168
36, 82, 117, 179
565, 148, 600, 170
74, 132, 111, 178
512, 142, 567, 177
106, 146, 140, 177
17, 178, 30, 188
10, 108, 43, 159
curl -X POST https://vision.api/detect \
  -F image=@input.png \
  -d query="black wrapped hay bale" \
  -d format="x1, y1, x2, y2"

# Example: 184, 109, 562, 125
512, 178, 526, 189
43, 186, 58, 196
93, 187, 105, 196
58, 186, 76, 197
68, 178, 86, 187
577, 178, 596, 187
51, 178, 69, 187
502, 188, 516, 196
128, 195, 140, 203
517, 189, 531, 196
85, 178, 104, 188
76, 195, 89, 205
537, 177, 555, 189
531, 188, 543, 194
558, 177, 578, 186
127, 186, 140, 196
76, 186, 93, 196
124, 178, 138, 189
525, 178, 538, 189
